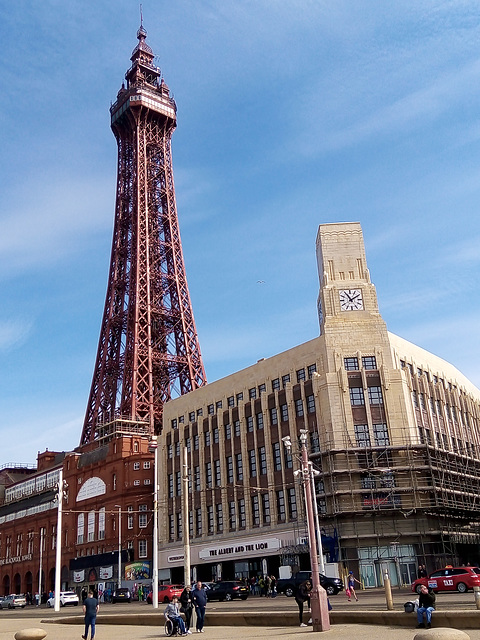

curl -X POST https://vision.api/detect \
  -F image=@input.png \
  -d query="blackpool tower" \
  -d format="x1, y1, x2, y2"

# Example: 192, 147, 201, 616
81, 26, 206, 445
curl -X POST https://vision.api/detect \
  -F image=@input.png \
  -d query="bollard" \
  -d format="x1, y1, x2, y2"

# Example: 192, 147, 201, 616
384, 569, 394, 610
474, 586, 480, 610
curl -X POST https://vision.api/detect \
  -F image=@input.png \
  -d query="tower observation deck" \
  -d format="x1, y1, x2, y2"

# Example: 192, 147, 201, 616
81, 26, 206, 445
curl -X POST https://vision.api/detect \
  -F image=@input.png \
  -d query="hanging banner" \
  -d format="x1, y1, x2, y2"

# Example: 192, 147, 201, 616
125, 561, 151, 580
73, 570, 85, 583
99, 566, 113, 580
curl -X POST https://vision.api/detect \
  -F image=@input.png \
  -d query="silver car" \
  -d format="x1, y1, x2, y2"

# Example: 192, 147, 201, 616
1, 594, 26, 609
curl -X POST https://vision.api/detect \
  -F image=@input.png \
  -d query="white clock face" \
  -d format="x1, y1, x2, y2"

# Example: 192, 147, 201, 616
339, 289, 364, 311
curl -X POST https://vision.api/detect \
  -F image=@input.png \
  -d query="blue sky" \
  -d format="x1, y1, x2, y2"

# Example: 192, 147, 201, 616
1, 1, 479, 465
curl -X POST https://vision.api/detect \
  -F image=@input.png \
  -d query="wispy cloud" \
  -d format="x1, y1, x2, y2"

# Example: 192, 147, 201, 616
0, 173, 111, 278
0, 318, 33, 351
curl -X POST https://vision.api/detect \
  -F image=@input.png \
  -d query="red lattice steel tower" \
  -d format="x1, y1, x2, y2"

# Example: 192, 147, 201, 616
81, 26, 206, 445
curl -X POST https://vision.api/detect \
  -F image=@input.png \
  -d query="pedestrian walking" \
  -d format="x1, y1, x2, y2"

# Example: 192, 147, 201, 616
82, 590, 99, 640
346, 571, 360, 601
192, 580, 207, 633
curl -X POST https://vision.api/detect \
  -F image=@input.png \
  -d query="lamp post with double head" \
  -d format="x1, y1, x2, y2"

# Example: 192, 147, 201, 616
283, 432, 330, 632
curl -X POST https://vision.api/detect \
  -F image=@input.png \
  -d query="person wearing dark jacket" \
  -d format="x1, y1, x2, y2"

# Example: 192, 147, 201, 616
295, 579, 312, 627
192, 581, 207, 633
180, 585, 194, 632
417, 585, 436, 628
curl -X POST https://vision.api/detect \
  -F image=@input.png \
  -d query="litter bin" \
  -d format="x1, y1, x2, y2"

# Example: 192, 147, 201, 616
404, 602, 415, 613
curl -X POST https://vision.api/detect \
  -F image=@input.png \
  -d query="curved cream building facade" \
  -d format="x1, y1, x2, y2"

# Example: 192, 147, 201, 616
159, 222, 480, 588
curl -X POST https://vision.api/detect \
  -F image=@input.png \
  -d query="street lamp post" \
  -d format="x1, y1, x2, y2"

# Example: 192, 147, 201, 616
114, 505, 122, 588
283, 431, 330, 632
54, 468, 68, 611
182, 446, 191, 587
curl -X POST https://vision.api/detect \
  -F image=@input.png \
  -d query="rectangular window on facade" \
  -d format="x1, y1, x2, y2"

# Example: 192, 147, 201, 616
362, 356, 377, 369
139, 539, 147, 558
189, 411, 195, 422
206, 462, 212, 488
189, 511, 194, 538
295, 399, 304, 417
176, 471, 181, 496
229, 501, 236, 530
272, 442, 282, 471
133, 479, 140, 486
227, 396, 235, 407
143, 461, 151, 469
238, 498, 246, 529
175, 442, 180, 456
236, 453, 243, 481
280, 404, 289, 422
168, 474, 174, 498
196, 508, 202, 536
306, 395, 316, 413
171, 419, 177, 429
213, 427, 219, 443
133, 462, 140, 470
99, 508, 106, 540
207, 505, 214, 534
236, 392, 244, 403
349, 386, 365, 406
77, 513, 84, 544
344, 357, 359, 371
249, 387, 257, 399
225, 423, 231, 440
194, 434, 199, 450
270, 407, 278, 425
284, 448, 293, 469
251, 495, 260, 526
168, 444, 173, 458
194, 466, 201, 492
256, 412, 264, 429
214, 459, 221, 486
227, 456, 234, 483
87, 511, 95, 542
216, 503, 223, 533
310, 432, 320, 453
287, 487, 297, 520
272, 378, 280, 391
307, 363, 317, 378
354, 424, 371, 447
373, 423, 390, 446
276, 490, 286, 522
197, 408, 203, 417
368, 386, 383, 405
262, 493, 271, 524
296, 368, 306, 382
169, 515, 175, 541
139, 511, 148, 528
205, 431, 211, 446
412, 390, 419, 408
249, 450, 257, 477
216, 400, 223, 411
127, 505, 133, 530
247, 416, 254, 432
259, 446, 267, 475
258, 383, 266, 393
234, 420, 241, 437
208, 404, 214, 415
282, 374, 291, 387
186, 437, 191, 453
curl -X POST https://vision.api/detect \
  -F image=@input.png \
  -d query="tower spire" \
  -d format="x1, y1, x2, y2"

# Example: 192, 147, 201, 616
81, 28, 206, 445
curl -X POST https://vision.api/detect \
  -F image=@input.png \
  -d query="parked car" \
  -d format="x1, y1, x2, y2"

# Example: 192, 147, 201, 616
277, 571, 344, 597
46, 591, 79, 607
0, 596, 7, 610
411, 567, 480, 594
0, 594, 27, 609
112, 587, 132, 603
203, 581, 249, 602
146, 584, 183, 604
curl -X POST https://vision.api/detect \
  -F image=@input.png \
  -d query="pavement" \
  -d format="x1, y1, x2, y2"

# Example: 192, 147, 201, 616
1, 616, 480, 640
